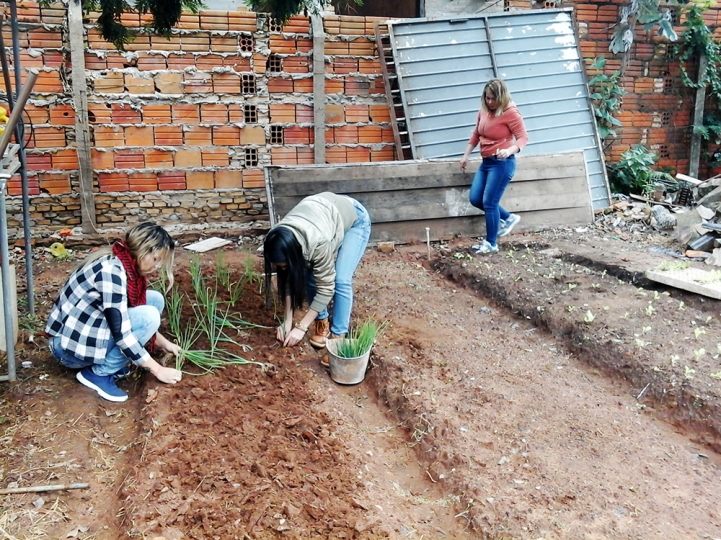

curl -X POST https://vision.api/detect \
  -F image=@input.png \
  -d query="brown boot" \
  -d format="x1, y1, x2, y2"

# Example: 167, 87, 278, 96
309, 318, 330, 349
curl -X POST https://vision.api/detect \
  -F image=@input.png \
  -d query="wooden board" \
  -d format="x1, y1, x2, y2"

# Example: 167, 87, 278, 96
645, 267, 721, 300
265, 152, 593, 243
184, 237, 233, 253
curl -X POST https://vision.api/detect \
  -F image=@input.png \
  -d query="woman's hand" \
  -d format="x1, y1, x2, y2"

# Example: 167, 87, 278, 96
460, 156, 469, 170
155, 365, 183, 385
495, 146, 516, 159
163, 341, 181, 356
283, 327, 306, 347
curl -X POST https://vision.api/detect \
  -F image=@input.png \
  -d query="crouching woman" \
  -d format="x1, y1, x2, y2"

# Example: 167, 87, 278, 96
45, 222, 184, 403
263, 192, 371, 350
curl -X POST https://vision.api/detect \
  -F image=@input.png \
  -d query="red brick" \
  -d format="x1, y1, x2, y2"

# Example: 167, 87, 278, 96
38, 173, 71, 195
32, 126, 67, 148
215, 169, 243, 188
98, 172, 129, 192
172, 103, 200, 124
269, 104, 295, 123
297, 146, 314, 165
129, 172, 158, 192
267, 77, 294, 93
49, 104, 75, 126
91, 149, 115, 170
358, 126, 381, 143
26, 152, 52, 171
167, 54, 197, 70
142, 104, 172, 124
213, 73, 242, 93
284, 126, 311, 144
200, 103, 229, 124
202, 148, 229, 167
125, 74, 155, 94
144, 148, 174, 168
112, 103, 142, 124
125, 125, 155, 147
240, 126, 265, 145
51, 149, 79, 170
24, 103, 50, 125
94, 72, 124, 93
186, 170, 215, 189
296, 105, 314, 123
371, 146, 396, 162
183, 125, 212, 146
293, 78, 313, 93
284, 57, 310, 73
242, 169, 265, 189
154, 125, 183, 146
183, 72, 213, 93
223, 55, 251, 71
271, 147, 297, 165
158, 171, 186, 191
196, 54, 225, 70
347, 147, 370, 162
174, 148, 203, 168
137, 53, 168, 70
326, 146, 347, 164
212, 125, 241, 146
334, 125, 359, 143
114, 149, 146, 169
345, 105, 369, 123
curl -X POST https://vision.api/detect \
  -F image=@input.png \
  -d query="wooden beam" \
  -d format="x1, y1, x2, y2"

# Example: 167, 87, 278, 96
690, 53, 708, 179
68, 0, 97, 233
311, 13, 325, 165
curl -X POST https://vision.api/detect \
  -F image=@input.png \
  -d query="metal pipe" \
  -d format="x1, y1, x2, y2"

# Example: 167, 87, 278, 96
0, 71, 37, 158
8, 0, 35, 315
0, 175, 16, 381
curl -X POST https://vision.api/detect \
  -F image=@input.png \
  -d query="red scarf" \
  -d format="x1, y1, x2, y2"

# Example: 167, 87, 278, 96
112, 241, 155, 351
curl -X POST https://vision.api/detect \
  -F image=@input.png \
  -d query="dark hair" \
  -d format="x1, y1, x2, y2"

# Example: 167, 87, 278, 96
263, 226, 306, 310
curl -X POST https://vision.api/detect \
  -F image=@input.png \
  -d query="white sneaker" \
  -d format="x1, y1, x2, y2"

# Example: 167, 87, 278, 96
498, 214, 520, 237
473, 240, 499, 254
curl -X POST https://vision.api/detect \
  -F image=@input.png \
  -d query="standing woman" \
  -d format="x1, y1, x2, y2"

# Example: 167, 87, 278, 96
46, 222, 184, 403
460, 78, 528, 254
263, 192, 371, 350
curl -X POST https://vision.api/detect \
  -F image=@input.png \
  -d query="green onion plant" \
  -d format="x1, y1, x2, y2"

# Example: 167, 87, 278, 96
334, 318, 389, 359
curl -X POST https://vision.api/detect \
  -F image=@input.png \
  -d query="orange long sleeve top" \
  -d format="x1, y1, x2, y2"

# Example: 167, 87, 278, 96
468, 103, 529, 159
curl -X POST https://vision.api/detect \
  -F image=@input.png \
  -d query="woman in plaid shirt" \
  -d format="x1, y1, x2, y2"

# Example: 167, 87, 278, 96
46, 222, 183, 402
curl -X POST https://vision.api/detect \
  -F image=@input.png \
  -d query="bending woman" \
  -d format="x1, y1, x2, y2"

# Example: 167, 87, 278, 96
264, 192, 371, 349
46, 222, 183, 403
460, 78, 528, 254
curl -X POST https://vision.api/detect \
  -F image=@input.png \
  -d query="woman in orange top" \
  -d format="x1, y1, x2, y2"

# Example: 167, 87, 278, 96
460, 79, 528, 254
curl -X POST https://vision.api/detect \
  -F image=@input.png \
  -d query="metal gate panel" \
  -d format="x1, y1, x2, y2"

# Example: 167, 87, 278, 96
386, 8, 610, 209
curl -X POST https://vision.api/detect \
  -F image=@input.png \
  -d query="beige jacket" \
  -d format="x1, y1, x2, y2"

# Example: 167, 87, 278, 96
276, 192, 356, 312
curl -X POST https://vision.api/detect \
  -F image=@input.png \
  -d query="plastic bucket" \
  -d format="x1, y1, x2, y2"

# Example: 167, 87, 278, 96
325, 338, 370, 385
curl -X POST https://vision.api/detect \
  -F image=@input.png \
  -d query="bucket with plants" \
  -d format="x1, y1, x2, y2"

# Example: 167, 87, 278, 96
326, 318, 388, 385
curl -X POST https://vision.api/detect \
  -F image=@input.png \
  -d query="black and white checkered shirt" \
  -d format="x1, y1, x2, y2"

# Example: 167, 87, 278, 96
45, 255, 151, 366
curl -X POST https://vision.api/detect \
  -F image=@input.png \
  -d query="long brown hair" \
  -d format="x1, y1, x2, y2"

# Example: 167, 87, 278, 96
481, 78, 512, 117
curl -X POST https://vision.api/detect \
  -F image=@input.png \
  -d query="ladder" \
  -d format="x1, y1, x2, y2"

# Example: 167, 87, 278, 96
374, 22, 413, 161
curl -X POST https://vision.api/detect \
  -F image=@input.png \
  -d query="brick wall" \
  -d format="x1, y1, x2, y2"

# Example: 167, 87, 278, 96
508, 0, 699, 176
1, 1, 713, 238
1, 3, 394, 238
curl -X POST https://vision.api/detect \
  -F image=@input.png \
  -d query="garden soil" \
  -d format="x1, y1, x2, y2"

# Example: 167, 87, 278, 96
1, 221, 721, 539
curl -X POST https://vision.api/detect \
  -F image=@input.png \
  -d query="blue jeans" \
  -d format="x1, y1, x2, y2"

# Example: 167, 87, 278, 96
50, 290, 164, 376
469, 155, 516, 245
307, 198, 371, 336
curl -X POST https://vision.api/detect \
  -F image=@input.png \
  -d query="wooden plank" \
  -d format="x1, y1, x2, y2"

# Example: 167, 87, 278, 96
266, 151, 593, 243
184, 237, 233, 253
645, 267, 721, 300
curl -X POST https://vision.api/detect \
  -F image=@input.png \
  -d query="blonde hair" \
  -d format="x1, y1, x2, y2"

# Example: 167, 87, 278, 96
481, 78, 512, 117
80, 222, 176, 290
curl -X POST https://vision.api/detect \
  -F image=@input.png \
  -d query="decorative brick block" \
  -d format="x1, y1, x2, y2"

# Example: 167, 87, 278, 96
187, 170, 215, 190
125, 125, 155, 147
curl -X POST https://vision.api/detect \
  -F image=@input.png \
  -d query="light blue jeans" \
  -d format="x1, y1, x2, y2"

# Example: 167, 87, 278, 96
50, 290, 164, 376
307, 199, 371, 336
469, 155, 516, 245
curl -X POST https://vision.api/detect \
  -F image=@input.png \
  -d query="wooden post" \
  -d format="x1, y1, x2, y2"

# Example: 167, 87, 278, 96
311, 13, 326, 165
689, 54, 708, 179
67, 0, 97, 233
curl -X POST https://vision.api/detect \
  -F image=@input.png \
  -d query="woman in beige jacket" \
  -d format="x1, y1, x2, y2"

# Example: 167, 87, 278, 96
263, 192, 371, 349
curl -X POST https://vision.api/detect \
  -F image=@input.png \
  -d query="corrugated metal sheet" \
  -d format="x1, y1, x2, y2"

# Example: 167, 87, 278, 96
387, 8, 610, 209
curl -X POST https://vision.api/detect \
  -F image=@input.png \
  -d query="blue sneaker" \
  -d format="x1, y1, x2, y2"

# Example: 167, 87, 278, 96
498, 214, 521, 237
112, 365, 132, 380
76, 367, 128, 403
474, 240, 499, 254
